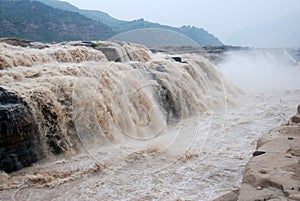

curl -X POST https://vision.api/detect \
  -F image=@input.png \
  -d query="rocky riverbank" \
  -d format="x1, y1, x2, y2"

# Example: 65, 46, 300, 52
215, 105, 300, 201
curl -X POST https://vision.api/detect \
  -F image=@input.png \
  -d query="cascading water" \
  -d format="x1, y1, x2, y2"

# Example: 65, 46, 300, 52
0, 41, 232, 164
1, 41, 298, 201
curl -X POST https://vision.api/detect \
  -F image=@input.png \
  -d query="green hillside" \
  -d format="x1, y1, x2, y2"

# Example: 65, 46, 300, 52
37, 0, 223, 46
0, 0, 115, 42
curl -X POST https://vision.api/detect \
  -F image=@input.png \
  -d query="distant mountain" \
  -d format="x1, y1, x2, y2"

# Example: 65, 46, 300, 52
37, 0, 223, 46
0, 0, 115, 42
111, 28, 199, 47
227, 12, 300, 48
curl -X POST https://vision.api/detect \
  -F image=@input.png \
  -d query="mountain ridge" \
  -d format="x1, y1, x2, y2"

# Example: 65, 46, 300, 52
0, 0, 223, 46
37, 0, 223, 46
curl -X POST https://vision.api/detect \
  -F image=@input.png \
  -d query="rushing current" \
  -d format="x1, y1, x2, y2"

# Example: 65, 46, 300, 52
0, 41, 299, 200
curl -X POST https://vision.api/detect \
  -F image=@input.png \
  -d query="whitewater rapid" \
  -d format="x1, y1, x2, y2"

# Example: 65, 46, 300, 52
0, 41, 300, 200
1, 89, 298, 201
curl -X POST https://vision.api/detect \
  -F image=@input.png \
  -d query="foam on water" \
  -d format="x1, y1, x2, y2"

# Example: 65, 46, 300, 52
0, 41, 232, 161
1, 42, 298, 200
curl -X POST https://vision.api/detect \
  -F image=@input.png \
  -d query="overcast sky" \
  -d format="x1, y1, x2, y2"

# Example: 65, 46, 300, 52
66, 0, 300, 44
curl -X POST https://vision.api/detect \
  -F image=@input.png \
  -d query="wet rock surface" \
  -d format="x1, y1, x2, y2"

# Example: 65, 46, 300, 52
0, 38, 33, 47
92, 41, 152, 62
150, 45, 248, 64
0, 37, 49, 49
290, 105, 300, 124
0, 87, 42, 173
237, 104, 300, 201
213, 189, 239, 201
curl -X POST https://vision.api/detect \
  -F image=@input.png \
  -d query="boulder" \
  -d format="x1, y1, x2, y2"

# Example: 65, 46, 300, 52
92, 41, 130, 62
92, 41, 152, 63
291, 114, 300, 124
96, 46, 127, 62
289, 104, 300, 124
0, 87, 42, 173
171, 56, 185, 63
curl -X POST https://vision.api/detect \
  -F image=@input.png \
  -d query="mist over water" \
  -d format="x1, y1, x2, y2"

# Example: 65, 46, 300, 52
219, 49, 300, 91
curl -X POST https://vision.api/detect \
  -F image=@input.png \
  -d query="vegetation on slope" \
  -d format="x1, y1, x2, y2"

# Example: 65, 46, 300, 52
0, 0, 115, 42
37, 0, 223, 46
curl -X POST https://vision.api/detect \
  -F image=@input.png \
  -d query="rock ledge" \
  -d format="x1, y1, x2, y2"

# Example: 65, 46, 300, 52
238, 105, 300, 201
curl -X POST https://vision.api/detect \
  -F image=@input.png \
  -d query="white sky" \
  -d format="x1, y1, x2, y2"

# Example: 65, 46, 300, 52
65, 0, 300, 43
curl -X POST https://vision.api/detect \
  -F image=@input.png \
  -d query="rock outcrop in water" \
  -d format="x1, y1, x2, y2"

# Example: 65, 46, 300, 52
0, 87, 42, 173
0, 39, 234, 172
150, 45, 249, 64
237, 105, 300, 201
92, 41, 152, 62
0, 38, 48, 49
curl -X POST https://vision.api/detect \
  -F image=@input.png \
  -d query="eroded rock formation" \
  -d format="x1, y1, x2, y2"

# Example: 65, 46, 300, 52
237, 105, 300, 201
0, 87, 42, 173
